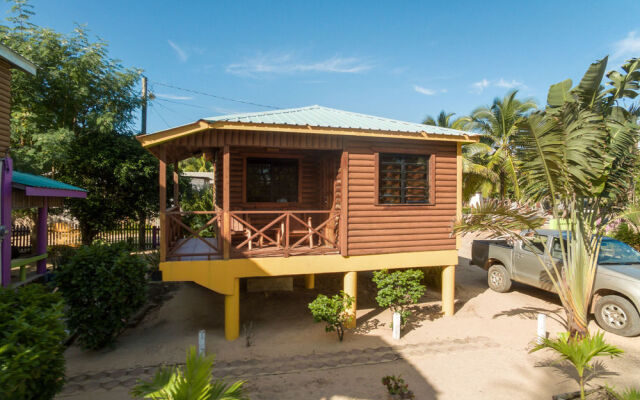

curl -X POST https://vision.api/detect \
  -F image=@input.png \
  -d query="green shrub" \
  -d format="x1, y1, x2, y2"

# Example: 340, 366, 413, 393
56, 242, 148, 349
0, 284, 66, 399
308, 291, 355, 341
613, 222, 640, 251
48, 245, 77, 269
372, 269, 426, 326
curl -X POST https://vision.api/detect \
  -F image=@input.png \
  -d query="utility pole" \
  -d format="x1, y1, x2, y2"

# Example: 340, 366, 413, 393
141, 76, 147, 135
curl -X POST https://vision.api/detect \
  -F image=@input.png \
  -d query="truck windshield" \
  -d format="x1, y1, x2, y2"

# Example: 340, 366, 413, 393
551, 237, 640, 265
598, 238, 640, 265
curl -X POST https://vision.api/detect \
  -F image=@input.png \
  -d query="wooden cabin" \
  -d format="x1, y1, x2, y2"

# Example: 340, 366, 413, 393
137, 105, 479, 340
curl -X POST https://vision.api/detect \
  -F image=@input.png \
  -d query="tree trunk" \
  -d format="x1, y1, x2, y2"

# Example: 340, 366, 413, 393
137, 211, 146, 250
566, 309, 588, 338
79, 221, 95, 245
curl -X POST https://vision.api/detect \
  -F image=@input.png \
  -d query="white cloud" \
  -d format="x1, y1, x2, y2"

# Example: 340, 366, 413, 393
495, 78, 525, 89
414, 85, 436, 95
168, 40, 188, 62
155, 93, 193, 101
471, 78, 490, 93
470, 78, 526, 93
226, 53, 372, 76
613, 31, 640, 60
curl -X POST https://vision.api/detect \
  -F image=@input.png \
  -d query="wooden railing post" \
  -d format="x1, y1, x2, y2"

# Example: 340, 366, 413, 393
284, 212, 290, 257
222, 145, 231, 260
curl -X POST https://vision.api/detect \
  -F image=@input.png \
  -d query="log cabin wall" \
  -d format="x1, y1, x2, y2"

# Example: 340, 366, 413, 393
0, 60, 11, 155
344, 138, 457, 256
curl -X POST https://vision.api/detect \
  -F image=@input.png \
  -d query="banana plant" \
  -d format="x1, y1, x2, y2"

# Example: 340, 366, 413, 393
455, 57, 640, 336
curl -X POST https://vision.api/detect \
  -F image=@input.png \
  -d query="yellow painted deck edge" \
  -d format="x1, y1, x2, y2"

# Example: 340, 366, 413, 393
160, 249, 458, 295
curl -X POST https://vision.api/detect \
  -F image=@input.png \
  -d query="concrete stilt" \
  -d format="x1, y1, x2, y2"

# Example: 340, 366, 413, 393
224, 278, 240, 341
304, 273, 315, 289
442, 265, 456, 316
343, 271, 357, 328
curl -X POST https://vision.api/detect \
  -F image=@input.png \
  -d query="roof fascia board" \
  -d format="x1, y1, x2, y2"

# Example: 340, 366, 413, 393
0, 44, 37, 75
24, 186, 87, 198
139, 120, 479, 148
136, 120, 212, 148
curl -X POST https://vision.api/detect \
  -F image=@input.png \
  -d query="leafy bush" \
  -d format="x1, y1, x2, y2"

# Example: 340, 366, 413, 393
56, 242, 148, 349
0, 284, 66, 399
48, 245, 77, 270
372, 269, 426, 326
131, 346, 247, 400
382, 375, 415, 399
531, 331, 623, 400
612, 222, 640, 251
308, 291, 355, 341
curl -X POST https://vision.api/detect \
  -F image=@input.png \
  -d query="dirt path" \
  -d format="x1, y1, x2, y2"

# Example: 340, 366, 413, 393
58, 235, 640, 399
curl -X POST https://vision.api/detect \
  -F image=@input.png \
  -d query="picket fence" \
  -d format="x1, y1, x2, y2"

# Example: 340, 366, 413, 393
11, 221, 159, 253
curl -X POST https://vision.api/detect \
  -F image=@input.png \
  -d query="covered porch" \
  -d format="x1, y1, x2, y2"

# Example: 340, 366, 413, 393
159, 145, 343, 262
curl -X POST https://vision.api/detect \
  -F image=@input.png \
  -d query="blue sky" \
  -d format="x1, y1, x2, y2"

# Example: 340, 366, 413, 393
4, 1, 640, 133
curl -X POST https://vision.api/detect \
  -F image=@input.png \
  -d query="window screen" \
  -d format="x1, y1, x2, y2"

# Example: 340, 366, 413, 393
246, 158, 299, 203
378, 153, 430, 204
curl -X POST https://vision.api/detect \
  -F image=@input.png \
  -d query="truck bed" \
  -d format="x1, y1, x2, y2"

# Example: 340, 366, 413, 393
471, 239, 512, 269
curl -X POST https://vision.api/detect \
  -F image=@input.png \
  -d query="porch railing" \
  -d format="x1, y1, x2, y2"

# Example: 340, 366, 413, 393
164, 209, 340, 260
166, 208, 221, 259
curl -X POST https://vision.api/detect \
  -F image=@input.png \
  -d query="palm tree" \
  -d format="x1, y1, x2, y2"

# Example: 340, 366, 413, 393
531, 331, 623, 400
456, 57, 640, 336
470, 90, 537, 199
131, 347, 248, 400
423, 111, 497, 201
422, 110, 470, 130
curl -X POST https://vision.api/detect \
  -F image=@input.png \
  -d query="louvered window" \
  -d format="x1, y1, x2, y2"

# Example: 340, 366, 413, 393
378, 153, 430, 204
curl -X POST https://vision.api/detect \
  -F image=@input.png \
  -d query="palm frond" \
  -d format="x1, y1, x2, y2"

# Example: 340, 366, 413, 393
453, 198, 545, 239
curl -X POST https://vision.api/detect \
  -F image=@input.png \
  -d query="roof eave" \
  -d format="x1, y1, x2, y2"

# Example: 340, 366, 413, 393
0, 44, 37, 75
138, 120, 479, 149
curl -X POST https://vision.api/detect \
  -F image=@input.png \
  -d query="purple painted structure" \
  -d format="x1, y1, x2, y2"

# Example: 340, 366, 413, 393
1, 157, 87, 286
1, 157, 12, 286
36, 198, 47, 274
25, 186, 87, 198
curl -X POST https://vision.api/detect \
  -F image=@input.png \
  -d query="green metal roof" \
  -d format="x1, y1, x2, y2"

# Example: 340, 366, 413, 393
204, 105, 472, 137
12, 171, 86, 192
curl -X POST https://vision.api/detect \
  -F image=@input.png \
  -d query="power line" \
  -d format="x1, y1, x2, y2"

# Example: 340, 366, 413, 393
155, 97, 212, 110
150, 81, 281, 110
149, 103, 171, 128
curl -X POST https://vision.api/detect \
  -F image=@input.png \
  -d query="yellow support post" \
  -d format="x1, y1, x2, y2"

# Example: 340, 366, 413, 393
304, 274, 315, 289
442, 265, 456, 316
343, 271, 357, 328
224, 278, 240, 341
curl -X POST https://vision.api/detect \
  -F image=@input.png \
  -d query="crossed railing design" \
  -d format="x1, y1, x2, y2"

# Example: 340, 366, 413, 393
165, 209, 340, 259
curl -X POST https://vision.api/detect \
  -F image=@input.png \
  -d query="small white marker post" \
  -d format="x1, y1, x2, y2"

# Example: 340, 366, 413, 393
198, 330, 206, 356
537, 314, 547, 344
392, 312, 401, 340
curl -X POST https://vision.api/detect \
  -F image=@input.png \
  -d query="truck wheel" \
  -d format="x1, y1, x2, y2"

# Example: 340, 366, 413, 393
594, 295, 640, 337
487, 264, 511, 293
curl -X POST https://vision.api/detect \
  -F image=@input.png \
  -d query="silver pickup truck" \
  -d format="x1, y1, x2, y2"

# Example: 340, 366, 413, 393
471, 229, 640, 337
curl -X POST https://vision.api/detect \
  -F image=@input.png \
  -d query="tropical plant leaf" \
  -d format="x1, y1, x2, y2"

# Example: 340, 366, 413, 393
453, 198, 545, 239
573, 57, 608, 107
547, 79, 574, 107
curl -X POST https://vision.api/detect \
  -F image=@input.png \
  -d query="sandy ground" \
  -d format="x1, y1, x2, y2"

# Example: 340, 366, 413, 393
58, 235, 640, 399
